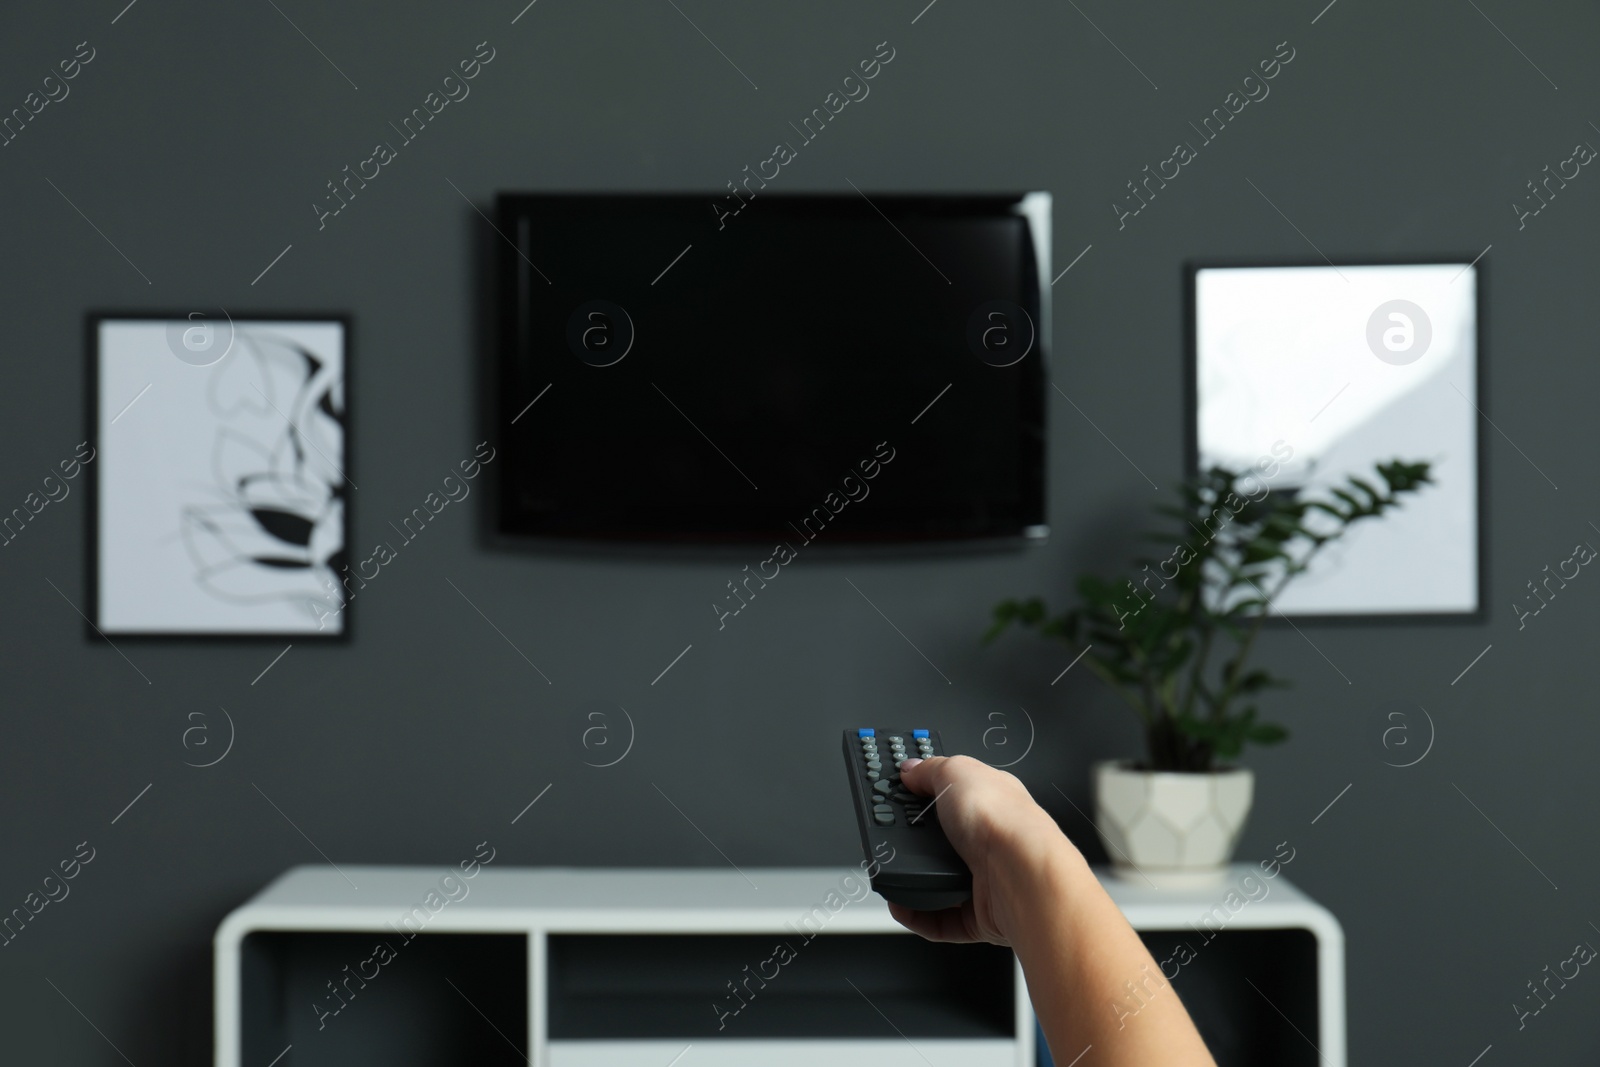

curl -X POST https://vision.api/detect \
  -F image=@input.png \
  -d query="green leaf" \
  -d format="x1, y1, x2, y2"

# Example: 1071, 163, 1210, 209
1348, 477, 1383, 505
981, 601, 1017, 643
1330, 488, 1363, 512
1246, 722, 1289, 744
1173, 713, 1218, 743
1256, 519, 1298, 544
1084, 632, 1119, 654
1235, 669, 1287, 693
1241, 542, 1290, 564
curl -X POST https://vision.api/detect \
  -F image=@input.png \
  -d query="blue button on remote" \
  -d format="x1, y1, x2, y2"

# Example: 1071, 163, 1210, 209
912, 729, 929, 738
858, 728, 876, 738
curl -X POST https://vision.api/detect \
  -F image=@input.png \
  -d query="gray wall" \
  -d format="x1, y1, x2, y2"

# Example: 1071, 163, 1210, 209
2, 0, 1597, 1062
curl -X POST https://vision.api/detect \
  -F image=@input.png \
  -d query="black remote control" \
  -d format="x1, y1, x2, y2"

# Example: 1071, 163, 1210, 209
842, 728, 972, 911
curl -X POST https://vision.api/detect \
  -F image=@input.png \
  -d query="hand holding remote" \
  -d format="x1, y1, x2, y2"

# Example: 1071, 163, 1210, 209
893, 754, 1218, 1067
890, 754, 1067, 946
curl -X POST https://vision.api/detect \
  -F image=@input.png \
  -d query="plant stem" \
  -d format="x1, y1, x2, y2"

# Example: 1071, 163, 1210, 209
1082, 653, 1151, 728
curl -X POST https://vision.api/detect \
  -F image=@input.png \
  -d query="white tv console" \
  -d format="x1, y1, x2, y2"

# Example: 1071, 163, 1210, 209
214, 864, 1343, 1067
1094, 864, 1346, 1067
214, 866, 1035, 1067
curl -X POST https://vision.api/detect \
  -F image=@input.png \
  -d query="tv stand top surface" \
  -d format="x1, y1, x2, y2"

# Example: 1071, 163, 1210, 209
251, 865, 888, 909
220, 864, 1337, 940
219, 866, 910, 940
1095, 864, 1342, 943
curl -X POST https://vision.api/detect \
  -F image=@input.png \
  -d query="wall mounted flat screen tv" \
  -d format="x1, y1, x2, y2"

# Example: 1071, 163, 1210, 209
495, 193, 1049, 544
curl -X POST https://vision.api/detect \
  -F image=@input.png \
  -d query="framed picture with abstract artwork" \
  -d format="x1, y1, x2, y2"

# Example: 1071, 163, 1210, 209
88, 313, 351, 638
1185, 258, 1485, 620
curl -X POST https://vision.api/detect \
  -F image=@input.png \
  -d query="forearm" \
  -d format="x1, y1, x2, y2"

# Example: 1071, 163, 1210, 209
1001, 839, 1215, 1066
890, 755, 1215, 1064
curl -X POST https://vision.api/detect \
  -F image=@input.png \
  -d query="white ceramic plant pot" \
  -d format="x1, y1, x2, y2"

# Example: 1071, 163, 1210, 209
1093, 761, 1254, 888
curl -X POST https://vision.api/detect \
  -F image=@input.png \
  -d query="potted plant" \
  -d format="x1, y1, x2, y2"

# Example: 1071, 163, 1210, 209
985, 458, 1432, 884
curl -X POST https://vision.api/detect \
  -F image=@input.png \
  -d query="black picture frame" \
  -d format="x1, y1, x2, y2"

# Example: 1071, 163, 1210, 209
1182, 255, 1487, 625
85, 311, 354, 641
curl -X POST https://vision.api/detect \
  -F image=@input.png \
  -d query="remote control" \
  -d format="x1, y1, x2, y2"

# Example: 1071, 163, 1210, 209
842, 728, 973, 911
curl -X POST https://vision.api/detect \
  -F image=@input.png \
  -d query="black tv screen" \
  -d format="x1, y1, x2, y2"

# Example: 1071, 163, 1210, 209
495, 192, 1049, 544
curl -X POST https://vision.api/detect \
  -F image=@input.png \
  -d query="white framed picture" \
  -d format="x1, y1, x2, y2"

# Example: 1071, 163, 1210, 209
1188, 260, 1482, 618
90, 314, 350, 637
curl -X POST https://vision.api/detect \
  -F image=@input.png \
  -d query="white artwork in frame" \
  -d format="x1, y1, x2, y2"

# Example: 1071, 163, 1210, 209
1192, 262, 1480, 618
93, 316, 349, 636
